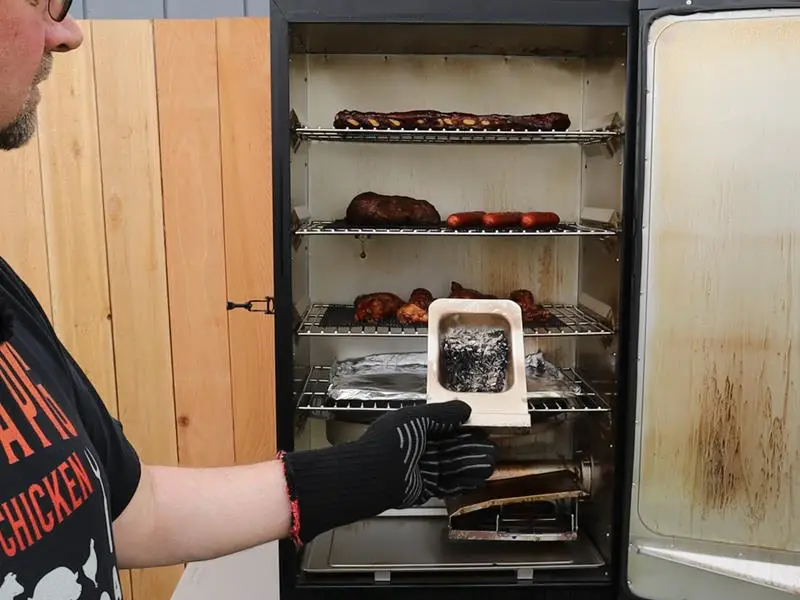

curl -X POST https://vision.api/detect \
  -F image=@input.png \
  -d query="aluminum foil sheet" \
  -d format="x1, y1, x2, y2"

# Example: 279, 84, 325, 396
328, 352, 427, 402
327, 351, 581, 402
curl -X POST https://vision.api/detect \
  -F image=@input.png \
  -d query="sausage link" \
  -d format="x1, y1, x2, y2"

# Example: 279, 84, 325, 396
446, 211, 486, 229
481, 212, 523, 229
520, 211, 560, 229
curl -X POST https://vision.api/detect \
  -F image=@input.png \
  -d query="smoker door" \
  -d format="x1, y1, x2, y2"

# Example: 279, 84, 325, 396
625, 5, 800, 600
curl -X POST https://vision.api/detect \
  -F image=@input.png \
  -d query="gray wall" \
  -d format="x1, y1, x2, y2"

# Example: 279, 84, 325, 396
69, 0, 270, 19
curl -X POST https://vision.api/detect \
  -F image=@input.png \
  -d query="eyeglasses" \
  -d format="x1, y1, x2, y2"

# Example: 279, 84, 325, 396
48, 0, 73, 22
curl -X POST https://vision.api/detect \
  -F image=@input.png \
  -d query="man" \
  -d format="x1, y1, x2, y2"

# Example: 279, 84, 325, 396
0, 2, 496, 598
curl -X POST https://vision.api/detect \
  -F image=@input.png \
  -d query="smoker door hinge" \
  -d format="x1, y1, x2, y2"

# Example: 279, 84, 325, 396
226, 297, 275, 315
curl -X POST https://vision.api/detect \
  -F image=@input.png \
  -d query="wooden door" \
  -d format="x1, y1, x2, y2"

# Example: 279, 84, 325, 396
0, 17, 275, 600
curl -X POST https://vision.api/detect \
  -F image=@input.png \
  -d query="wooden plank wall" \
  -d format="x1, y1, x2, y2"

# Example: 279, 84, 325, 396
0, 18, 275, 600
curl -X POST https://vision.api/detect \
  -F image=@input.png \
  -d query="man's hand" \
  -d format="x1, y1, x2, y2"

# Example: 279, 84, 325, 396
280, 400, 496, 545
360, 400, 496, 506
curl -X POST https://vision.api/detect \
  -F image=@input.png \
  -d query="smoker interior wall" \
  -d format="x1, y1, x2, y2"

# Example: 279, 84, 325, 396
290, 51, 626, 369
299, 51, 589, 372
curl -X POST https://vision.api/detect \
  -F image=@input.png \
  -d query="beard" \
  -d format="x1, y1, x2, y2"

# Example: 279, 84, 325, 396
0, 52, 53, 151
0, 102, 38, 151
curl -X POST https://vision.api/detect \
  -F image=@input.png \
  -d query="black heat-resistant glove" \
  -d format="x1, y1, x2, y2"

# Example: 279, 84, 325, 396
278, 400, 495, 545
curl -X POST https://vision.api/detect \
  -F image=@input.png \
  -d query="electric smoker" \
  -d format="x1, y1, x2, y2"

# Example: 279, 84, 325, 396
270, 1, 800, 599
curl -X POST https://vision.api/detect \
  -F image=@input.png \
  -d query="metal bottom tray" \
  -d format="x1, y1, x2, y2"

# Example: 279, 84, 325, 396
301, 516, 604, 576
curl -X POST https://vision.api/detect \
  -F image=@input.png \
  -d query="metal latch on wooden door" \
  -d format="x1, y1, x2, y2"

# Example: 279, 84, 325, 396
226, 297, 275, 315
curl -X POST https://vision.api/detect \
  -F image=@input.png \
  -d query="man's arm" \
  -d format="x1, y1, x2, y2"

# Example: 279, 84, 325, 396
111, 400, 494, 566
1, 259, 494, 564
113, 461, 292, 569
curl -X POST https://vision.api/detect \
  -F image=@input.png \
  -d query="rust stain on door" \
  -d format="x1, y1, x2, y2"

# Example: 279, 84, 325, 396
694, 374, 744, 514
693, 357, 787, 522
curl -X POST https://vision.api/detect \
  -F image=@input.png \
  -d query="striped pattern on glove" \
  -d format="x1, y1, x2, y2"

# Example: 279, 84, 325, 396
389, 409, 496, 507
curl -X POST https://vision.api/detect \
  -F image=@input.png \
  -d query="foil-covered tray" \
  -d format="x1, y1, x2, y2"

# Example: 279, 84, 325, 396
327, 351, 581, 403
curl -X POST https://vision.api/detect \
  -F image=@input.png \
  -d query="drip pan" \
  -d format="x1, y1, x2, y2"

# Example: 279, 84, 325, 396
301, 516, 605, 578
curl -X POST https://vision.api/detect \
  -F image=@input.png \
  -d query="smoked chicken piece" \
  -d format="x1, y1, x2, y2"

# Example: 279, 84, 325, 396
345, 192, 441, 227
397, 303, 428, 325
509, 289, 551, 324
449, 281, 497, 300
354, 293, 405, 324
408, 288, 434, 311
333, 110, 571, 132
396, 288, 435, 325
509, 289, 535, 312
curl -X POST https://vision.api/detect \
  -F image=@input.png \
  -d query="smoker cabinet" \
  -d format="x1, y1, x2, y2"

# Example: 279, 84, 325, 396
269, 1, 800, 599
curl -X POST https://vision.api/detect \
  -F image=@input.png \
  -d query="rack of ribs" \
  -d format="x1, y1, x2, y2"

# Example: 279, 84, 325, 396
333, 110, 571, 132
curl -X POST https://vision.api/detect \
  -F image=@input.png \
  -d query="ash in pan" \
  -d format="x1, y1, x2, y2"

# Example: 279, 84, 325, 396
441, 327, 510, 393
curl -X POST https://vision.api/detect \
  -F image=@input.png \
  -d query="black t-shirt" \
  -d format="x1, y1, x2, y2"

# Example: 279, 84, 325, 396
0, 257, 141, 600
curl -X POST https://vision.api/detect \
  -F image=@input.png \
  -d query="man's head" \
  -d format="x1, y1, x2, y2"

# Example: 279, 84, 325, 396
0, 0, 83, 151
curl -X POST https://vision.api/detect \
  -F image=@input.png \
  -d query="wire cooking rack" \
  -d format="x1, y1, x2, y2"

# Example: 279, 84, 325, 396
296, 303, 614, 338
295, 365, 610, 415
